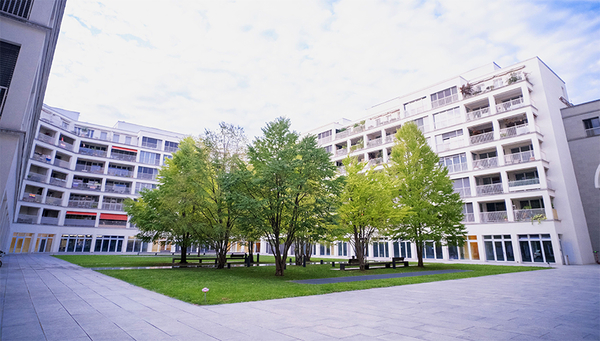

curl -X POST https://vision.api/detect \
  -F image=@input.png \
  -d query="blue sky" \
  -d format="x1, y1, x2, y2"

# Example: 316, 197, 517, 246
44, 0, 600, 140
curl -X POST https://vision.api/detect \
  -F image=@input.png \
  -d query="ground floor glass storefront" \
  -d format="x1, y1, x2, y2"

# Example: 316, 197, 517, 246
519, 234, 555, 263
59, 234, 93, 252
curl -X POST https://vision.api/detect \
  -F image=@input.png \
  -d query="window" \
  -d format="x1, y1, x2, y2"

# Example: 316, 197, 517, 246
125, 136, 132, 145
519, 198, 544, 209
137, 166, 158, 180
139, 151, 160, 165
337, 242, 348, 256
94, 235, 125, 252
58, 235, 93, 252
435, 129, 464, 151
0, 41, 20, 117
439, 153, 467, 173
519, 234, 555, 263
163, 154, 172, 164
484, 235, 514, 262
462, 203, 474, 222
113, 134, 120, 143
100, 132, 108, 140
142, 137, 161, 149
126, 237, 148, 252
414, 117, 426, 132
510, 145, 532, 154
515, 170, 538, 181
372, 241, 389, 258
135, 182, 157, 194
485, 202, 506, 212
453, 178, 471, 198
431, 86, 458, 109
424, 241, 443, 259
404, 97, 426, 117
74, 126, 94, 138
323, 145, 332, 153
318, 130, 332, 139
583, 117, 600, 137
0, 0, 34, 18
165, 141, 179, 153
433, 107, 461, 129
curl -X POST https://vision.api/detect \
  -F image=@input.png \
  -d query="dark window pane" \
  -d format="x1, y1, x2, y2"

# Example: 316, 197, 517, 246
531, 241, 543, 262
520, 241, 531, 262
505, 241, 515, 261
485, 241, 495, 260
495, 241, 505, 261
542, 241, 555, 263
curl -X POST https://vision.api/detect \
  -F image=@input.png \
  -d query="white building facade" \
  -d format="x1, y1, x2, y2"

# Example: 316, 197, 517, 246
6, 105, 184, 254
305, 57, 595, 265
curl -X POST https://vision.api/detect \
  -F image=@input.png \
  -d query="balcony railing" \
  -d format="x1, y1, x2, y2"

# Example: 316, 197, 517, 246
336, 148, 348, 157
27, 173, 46, 183
37, 134, 55, 144
137, 173, 157, 181
75, 164, 104, 174
1, 0, 34, 19
368, 157, 384, 167
53, 159, 70, 169
496, 97, 524, 113
105, 185, 131, 194
71, 182, 101, 191
110, 152, 137, 162
514, 208, 546, 222
40, 217, 59, 225
476, 183, 504, 196
508, 178, 540, 188
17, 214, 37, 224
472, 157, 498, 170
337, 166, 347, 175
385, 135, 395, 143
317, 136, 332, 145
436, 138, 466, 152
102, 202, 124, 211
108, 168, 134, 178
404, 106, 426, 118
465, 107, 491, 121
141, 142, 160, 150
352, 125, 366, 135
99, 220, 127, 227
470, 131, 494, 145
500, 123, 530, 139
32, 154, 52, 163
164, 145, 179, 153
504, 150, 535, 165
68, 200, 99, 209
79, 147, 107, 158
22, 193, 42, 203
585, 127, 600, 137
350, 144, 364, 152
57, 140, 74, 151
64, 218, 96, 227
45, 197, 63, 206
49, 177, 67, 187
431, 94, 459, 109
445, 163, 469, 174
455, 188, 472, 198
480, 211, 508, 222
335, 130, 350, 140
462, 213, 475, 222
367, 137, 382, 148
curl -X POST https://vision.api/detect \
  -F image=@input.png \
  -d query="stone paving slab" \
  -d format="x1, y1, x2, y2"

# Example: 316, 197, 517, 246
0, 254, 599, 341
290, 269, 470, 284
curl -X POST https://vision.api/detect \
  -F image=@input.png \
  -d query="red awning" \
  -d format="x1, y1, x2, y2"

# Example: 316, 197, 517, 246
112, 146, 137, 153
66, 211, 96, 216
100, 213, 128, 221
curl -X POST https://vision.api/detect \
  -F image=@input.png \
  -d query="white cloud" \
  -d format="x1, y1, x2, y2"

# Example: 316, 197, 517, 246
44, 0, 600, 140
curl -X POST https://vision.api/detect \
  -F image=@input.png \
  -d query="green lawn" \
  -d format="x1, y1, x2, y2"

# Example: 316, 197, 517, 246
55, 255, 546, 305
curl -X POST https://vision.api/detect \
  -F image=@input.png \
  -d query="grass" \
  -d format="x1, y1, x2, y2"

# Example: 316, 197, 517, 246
55, 255, 547, 305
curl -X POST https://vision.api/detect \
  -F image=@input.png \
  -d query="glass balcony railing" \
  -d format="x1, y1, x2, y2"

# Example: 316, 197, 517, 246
500, 123, 531, 139
45, 197, 63, 206
22, 193, 42, 203
79, 147, 107, 158
17, 214, 38, 224
508, 178, 540, 188
504, 150, 535, 165
49, 177, 67, 187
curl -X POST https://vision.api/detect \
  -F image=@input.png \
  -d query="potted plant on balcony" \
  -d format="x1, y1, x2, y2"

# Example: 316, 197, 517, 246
460, 83, 473, 97
507, 72, 520, 85
531, 213, 546, 225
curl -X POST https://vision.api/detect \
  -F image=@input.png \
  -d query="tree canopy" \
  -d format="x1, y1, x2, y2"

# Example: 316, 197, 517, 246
387, 122, 466, 267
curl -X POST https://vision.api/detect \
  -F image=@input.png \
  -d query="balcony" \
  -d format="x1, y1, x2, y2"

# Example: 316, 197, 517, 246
437, 138, 466, 153
102, 203, 124, 211
404, 106, 426, 118
99, 220, 127, 227
352, 125, 366, 135
337, 166, 347, 175
79, 147, 107, 158
17, 214, 37, 224
367, 137, 382, 148
504, 151, 535, 165
57, 140, 74, 151
335, 130, 350, 140
32, 154, 52, 164
514, 208, 546, 222
431, 94, 459, 109
480, 211, 508, 222
49, 177, 67, 187
470, 131, 494, 145
317, 136, 332, 145
71, 182, 101, 191
336, 148, 348, 157
385, 135, 395, 143
446, 163, 469, 174
45, 197, 63, 206
68, 200, 99, 209
500, 123, 531, 139
508, 178, 540, 189
462, 213, 475, 222
141, 142, 160, 150
465, 107, 491, 122
111, 152, 137, 162
496, 97, 524, 114
137, 173, 157, 181
27, 173, 46, 183
40, 217, 59, 225
53, 159, 70, 169
368, 157, 384, 167
165, 145, 179, 153
105, 185, 131, 194
22, 193, 42, 203
455, 188, 472, 198
472, 157, 498, 170
475, 183, 504, 196
75, 164, 104, 174
64, 218, 96, 227
108, 168, 134, 178
37, 134, 55, 144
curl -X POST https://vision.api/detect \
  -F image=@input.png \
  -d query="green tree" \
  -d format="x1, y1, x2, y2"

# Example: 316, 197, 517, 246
239, 117, 339, 276
336, 157, 404, 270
388, 122, 466, 267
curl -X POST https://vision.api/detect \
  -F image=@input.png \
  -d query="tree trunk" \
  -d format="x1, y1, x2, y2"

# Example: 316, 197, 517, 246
416, 243, 424, 267
216, 249, 227, 269
180, 233, 189, 264
247, 241, 254, 263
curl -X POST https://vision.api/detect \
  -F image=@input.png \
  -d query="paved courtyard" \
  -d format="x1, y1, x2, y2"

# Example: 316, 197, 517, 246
1, 254, 598, 341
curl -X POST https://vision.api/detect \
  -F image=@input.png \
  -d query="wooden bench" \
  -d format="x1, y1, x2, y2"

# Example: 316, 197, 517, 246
392, 257, 409, 267
172, 257, 217, 264
339, 257, 409, 270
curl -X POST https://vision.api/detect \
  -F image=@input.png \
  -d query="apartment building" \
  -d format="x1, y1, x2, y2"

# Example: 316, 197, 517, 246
306, 57, 595, 265
0, 0, 66, 253
561, 99, 600, 254
6, 105, 184, 253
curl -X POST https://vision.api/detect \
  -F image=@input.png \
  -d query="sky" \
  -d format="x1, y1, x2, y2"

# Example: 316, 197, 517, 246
44, 0, 600, 140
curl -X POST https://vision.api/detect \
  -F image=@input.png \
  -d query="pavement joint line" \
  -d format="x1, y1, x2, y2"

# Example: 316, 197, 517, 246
290, 269, 471, 284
